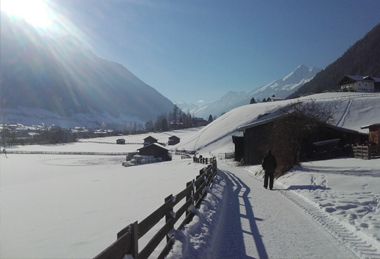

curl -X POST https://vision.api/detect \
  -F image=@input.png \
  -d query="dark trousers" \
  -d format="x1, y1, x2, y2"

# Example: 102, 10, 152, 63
264, 172, 274, 189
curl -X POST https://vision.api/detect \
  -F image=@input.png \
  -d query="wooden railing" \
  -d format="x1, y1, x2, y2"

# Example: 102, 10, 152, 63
311, 146, 351, 161
2, 150, 131, 155
193, 156, 214, 164
93, 158, 217, 259
353, 144, 380, 160
218, 152, 234, 160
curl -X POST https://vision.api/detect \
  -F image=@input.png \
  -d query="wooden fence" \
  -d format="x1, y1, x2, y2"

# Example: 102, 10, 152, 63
218, 152, 234, 160
2, 150, 131, 156
93, 158, 217, 259
353, 144, 380, 160
311, 146, 351, 161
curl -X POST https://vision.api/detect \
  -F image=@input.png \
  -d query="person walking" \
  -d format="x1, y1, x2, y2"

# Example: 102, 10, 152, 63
262, 150, 277, 190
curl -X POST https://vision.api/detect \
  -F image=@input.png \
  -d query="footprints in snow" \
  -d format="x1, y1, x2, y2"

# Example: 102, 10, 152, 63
279, 189, 380, 259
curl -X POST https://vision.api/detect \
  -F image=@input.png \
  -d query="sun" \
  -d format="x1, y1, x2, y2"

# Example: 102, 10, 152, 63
1, 0, 53, 29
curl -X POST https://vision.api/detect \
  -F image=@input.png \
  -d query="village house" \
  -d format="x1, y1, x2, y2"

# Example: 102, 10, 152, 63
168, 135, 180, 145
137, 143, 172, 161
116, 138, 126, 144
233, 113, 368, 165
143, 136, 158, 146
339, 75, 380, 92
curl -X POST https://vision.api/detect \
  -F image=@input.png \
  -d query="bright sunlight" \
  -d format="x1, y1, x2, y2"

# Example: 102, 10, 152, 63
1, 0, 53, 29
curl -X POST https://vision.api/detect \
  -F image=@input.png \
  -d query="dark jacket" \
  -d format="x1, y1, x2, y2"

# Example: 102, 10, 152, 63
262, 152, 277, 174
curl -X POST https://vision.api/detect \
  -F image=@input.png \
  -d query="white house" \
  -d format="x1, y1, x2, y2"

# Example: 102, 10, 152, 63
339, 75, 380, 92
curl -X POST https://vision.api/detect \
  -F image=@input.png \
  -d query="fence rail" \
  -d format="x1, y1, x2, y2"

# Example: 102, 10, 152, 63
93, 158, 218, 259
3, 150, 131, 156
353, 145, 380, 160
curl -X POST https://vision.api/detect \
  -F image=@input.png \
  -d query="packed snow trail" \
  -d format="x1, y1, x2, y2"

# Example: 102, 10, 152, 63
210, 165, 358, 259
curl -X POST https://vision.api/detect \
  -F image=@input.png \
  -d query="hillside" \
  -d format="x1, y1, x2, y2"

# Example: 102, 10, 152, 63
289, 23, 380, 98
176, 92, 380, 155
0, 14, 174, 128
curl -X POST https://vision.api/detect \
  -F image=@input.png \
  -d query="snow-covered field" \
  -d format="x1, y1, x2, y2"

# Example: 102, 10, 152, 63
2, 92, 380, 258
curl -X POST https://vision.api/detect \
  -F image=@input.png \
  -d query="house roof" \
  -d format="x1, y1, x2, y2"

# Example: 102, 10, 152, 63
237, 112, 367, 136
144, 136, 158, 141
339, 75, 380, 85
169, 135, 180, 140
361, 123, 380, 129
237, 113, 290, 131
138, 143, 170, 152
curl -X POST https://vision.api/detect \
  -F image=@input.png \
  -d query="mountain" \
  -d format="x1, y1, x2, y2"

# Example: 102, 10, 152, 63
289, 23, 380, 98
188, 65, 320, 119
0, 14, 174, 128
247, 65, 321, 101
175, 102, 200, 114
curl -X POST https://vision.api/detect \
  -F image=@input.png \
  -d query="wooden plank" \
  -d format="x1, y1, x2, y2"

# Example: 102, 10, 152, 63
173, 184, 193, 206
93, 232, 131, 259
138, 218, 174, 259
131, 221, 138, 259
165, 195, 173, 243
138, 198, 173, 239
194, 182, 206, 204
173, 198, 192, 225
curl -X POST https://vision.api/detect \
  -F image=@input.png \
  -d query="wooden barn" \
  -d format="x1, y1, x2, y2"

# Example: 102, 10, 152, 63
143, 136, 158, 146
138, 143, 172, 161
361, 123, 380, 145
168, 135, 180, 145
234, 113, 368, 165
116, 138, 125, 144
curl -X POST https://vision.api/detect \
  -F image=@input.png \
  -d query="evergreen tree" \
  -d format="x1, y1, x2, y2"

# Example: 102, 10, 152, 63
145, 120, 154, 132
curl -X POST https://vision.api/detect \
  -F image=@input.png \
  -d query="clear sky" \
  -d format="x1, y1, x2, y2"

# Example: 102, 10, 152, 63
2, 0, 380, 105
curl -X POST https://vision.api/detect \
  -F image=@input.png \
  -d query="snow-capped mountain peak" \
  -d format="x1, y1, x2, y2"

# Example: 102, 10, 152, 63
187, 65, 321, 119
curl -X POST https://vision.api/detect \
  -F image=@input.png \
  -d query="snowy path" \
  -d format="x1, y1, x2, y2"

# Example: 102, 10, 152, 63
211, 165, 359, 259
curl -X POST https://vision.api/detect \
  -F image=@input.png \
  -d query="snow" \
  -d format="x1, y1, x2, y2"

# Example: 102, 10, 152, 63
2, 92, 380, 258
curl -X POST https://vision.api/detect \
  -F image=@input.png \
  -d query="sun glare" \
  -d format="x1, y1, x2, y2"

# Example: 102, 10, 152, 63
2, 0, 53, 29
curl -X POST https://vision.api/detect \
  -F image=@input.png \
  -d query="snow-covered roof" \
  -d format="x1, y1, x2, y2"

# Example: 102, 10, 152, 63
138, 142, 170, 151
237, 111, 366, 135
361, 123, 380, 129
339, 75, 380, 85
313, 138, 340, 146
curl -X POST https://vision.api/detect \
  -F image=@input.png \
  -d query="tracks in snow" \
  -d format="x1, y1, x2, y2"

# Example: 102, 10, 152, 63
279, 189, 380, 259
336, 99, 352, 127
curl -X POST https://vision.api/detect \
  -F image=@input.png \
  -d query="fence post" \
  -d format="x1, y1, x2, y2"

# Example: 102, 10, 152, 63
368, 146, 371, 160
131, 221, 138, 259
164, 194, 174, 243
186, 181, 193, 217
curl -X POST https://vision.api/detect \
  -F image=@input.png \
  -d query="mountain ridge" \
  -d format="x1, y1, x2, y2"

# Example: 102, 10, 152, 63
288, 23, 380, 98
179, 65, 320, 118
0, 14, 175, 128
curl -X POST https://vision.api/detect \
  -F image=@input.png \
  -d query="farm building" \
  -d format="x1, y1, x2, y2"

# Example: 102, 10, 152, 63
361, 123, 380, 145
339, 75, 380, 92
234, 113, 368, 166
137, 143, 172, 161
116, 138, 125, 144
168, 135, 180, 145
143, 136, 158, 146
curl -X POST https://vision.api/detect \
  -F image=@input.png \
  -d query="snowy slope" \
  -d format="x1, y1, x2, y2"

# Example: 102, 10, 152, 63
175, 92, 380, 155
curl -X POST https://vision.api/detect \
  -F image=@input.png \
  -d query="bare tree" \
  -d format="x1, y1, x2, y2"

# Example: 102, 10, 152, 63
269, 100, 334, 175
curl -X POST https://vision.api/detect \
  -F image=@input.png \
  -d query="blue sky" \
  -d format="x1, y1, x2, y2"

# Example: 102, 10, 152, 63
4, 0, 380, 104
